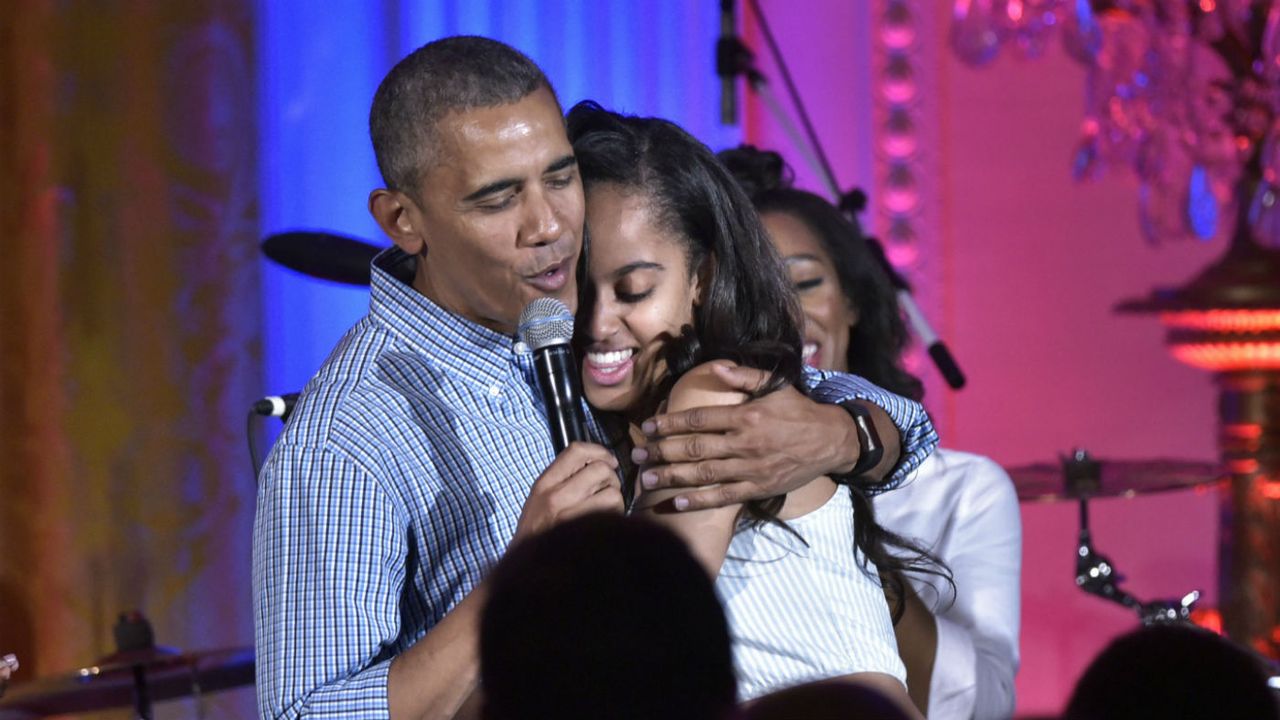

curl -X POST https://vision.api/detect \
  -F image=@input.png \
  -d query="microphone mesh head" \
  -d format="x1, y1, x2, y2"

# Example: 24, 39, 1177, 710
517, 297, 575, 351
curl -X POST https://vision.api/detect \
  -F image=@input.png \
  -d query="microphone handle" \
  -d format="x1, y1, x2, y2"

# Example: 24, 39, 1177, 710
927, 341, 967, 390
533, 344, 591, 454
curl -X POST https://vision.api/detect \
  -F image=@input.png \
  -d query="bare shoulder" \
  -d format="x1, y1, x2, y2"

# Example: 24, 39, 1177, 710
666, 361, 749, 413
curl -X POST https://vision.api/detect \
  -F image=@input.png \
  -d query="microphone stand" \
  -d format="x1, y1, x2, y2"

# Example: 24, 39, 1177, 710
718, 0, 967, 390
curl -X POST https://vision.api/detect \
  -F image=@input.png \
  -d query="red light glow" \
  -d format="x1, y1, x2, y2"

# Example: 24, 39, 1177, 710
1230, 458, 1261, 474
1160, 310, 1280, 333
1224, 423, 1264, 440
1170, 342, 1280, 371
1190, 606, 1223, 634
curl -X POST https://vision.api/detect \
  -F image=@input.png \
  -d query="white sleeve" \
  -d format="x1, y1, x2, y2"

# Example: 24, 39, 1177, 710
931, 457, 1022, 720
928, 613, 978, 718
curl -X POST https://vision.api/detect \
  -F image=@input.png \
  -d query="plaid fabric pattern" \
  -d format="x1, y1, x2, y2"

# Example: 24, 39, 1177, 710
252, 247, 937, 718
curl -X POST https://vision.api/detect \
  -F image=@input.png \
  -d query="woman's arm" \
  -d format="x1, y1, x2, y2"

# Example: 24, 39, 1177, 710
883, 576, 938, 716
632, 361, 747, 575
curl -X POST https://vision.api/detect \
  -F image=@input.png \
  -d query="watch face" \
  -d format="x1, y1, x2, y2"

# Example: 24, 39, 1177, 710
845, 403, 884, 476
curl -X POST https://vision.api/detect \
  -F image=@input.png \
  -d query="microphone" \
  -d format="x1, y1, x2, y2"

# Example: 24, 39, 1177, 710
518, 298, 590, 454
717, 0, 738, 125
252, 393, 299, 420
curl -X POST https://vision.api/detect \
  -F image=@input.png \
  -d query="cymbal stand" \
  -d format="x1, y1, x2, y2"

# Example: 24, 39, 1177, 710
114, 612, 155, 720
1069, 450, 1201, 625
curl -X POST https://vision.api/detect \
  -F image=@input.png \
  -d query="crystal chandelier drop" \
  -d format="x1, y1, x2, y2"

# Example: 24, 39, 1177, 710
951, 0, 1280, 248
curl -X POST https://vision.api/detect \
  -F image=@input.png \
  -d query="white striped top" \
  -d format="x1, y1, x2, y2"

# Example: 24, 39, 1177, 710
717, 487, 906, 700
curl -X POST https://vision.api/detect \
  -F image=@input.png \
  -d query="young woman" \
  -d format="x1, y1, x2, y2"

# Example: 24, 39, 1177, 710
720, 145, 1022, 720
567, 101, 933, 715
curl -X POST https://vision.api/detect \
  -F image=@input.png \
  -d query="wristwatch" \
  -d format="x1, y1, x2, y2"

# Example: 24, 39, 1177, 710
841, 401, 884, 477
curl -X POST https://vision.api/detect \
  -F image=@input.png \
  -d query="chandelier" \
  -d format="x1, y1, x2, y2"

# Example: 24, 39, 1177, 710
952, 0, 1280, 248
950, 0, 1280, 659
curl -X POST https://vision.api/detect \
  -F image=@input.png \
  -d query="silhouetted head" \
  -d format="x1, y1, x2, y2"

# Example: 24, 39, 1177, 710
743, 678, 914, 720
480, 513, 737, 720
1064, 624, 1279, 720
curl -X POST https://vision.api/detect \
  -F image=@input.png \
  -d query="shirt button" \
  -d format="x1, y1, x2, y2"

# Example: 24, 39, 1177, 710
489, 384, 502, 397
513, 341, 529, 354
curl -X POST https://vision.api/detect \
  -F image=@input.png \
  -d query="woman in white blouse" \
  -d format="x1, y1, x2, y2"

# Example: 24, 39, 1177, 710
723, 146, 1023, 720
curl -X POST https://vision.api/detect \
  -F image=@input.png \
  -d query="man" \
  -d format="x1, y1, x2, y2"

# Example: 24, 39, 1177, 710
253, 36, 937, 720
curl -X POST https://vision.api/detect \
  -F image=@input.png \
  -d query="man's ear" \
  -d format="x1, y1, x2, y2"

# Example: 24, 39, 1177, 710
369, 188, 426, 255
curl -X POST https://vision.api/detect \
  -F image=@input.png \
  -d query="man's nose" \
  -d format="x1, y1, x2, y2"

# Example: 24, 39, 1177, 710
519, 189, 562, 247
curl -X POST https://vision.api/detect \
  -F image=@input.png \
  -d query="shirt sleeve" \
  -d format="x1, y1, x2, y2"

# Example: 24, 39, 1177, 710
927, 458, 1022, 720
253, 443, 407, 719
927, 613, 978, 718
803, 368, 939, 491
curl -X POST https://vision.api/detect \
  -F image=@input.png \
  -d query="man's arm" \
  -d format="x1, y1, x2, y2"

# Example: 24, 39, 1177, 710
254, 442, 623, 720
633, 364, 937, 511
807, 367, 936, 486
254, 444, 443, 719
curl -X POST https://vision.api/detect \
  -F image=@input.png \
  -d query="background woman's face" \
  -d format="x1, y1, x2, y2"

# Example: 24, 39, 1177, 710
762, 210, 856, 373
581, 183, 699, 420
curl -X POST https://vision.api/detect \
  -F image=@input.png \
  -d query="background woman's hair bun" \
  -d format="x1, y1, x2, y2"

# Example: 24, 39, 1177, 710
717, 145, 793, 199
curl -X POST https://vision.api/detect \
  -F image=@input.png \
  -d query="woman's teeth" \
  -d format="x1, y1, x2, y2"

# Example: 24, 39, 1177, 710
587, 348, 635, 366
802, 343, 818, 361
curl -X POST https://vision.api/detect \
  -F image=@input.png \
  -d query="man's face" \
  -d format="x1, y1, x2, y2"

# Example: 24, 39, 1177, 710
408, 87, 584, 335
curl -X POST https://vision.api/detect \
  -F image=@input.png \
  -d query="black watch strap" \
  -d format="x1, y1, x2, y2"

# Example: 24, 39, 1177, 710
842, 401, 884, 477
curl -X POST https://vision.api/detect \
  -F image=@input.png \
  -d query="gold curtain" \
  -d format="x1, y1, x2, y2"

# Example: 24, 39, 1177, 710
1, 1, 260, 716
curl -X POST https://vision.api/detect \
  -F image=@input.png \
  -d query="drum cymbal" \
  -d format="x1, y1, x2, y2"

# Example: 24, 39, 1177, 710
1010, 456, 1227, 502
262, 230, 381, 285
0, 646, 253, 717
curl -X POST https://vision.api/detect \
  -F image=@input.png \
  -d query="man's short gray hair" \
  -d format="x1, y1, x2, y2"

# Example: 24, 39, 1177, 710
369, 36, 558, 194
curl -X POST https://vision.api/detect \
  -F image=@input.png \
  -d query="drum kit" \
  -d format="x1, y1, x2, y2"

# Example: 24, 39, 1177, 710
0, 613, 252, 719
0, 232, 1240, 716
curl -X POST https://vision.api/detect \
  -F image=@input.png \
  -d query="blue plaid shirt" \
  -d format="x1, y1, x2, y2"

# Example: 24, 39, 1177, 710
252, 248, 938, 718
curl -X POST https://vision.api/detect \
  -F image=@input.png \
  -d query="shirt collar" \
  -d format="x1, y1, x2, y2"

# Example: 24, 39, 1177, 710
369, 247, 529, 386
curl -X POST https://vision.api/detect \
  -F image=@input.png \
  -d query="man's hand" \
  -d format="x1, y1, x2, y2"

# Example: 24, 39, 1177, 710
512, 442, 624, 543
633, 364, 861, 512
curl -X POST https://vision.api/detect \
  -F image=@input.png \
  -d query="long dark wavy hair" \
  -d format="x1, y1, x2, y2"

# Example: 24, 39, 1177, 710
719, 144, 952, 612
568, 102, 946, 618
718, 145, 924, 402
569, 100, 801, 524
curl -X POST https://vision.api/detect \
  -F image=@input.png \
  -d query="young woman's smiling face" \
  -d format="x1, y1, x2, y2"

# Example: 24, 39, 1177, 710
581, 183, 700, 421
761, 210, 857, 373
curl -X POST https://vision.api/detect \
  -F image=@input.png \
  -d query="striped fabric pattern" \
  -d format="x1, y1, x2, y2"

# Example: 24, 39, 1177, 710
252, 247, 937, 718
718, 488, 907, 700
